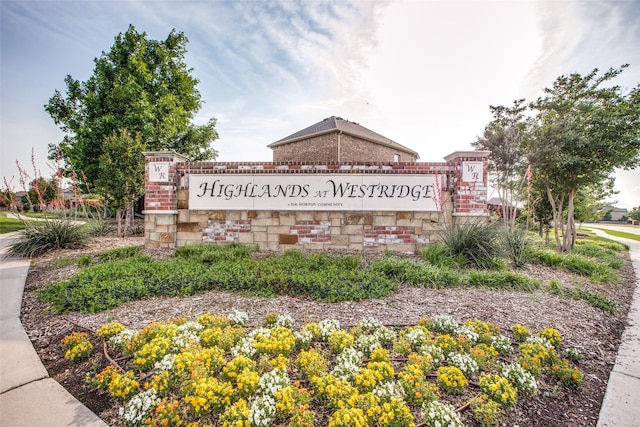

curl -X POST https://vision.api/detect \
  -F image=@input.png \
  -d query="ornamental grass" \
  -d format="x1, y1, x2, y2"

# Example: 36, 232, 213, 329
77, 311, 586, 426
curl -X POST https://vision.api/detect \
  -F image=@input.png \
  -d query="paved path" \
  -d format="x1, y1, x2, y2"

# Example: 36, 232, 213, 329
585, 226, 640, 427
0, 232, 107, 426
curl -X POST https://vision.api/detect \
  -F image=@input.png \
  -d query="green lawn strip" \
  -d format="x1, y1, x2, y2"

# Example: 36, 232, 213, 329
0, 212, 45, 233
586, 227, 640, 243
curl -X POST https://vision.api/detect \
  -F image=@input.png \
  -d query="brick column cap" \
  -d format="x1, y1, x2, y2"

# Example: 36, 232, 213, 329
443, 150, 491, 162
143, 151, 189, 162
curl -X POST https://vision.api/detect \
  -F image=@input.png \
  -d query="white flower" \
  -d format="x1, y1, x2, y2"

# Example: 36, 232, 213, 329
431, 314, 458, 334
526, 335, 553, 348
154, 353, 176, 371
229, 309, 249, 325
232, 335, 256, 358
249, 394, 276, 427
358, 317, 383, 332
171, 330, 200, 351
420, 344, 445, 367
294, 329, 313, 348
447, 352, 478, 377
354, 334, 381, 356
502, 362, 537, 395
405, 328, 427, 347
373, 326, 397, 345
119, 388, 159, 425
455, 326, 479, 344
109, 329, 138, 352
332, 347, 363, 381
421, 401, 463, 427
273, 314, 294, 329
373, 380, 405, 401
318, 319, 340, 341
258, 369, 290, 397
490, 334, 512, 355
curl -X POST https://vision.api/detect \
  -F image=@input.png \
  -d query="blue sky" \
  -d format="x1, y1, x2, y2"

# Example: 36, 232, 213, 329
1, 0, 639, 208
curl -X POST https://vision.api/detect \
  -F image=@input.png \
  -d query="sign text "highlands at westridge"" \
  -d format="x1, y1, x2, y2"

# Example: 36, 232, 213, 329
188, 174, 439, 211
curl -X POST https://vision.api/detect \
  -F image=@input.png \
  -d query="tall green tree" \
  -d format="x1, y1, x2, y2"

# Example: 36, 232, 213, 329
45, 25, 218, 190
528, 65, 640, 252
95, 130, 145, 236
472, 99, 530, 229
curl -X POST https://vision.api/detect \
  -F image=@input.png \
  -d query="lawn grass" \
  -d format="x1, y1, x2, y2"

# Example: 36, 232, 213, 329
0, 211, 27, 234
587, 227, 640, 242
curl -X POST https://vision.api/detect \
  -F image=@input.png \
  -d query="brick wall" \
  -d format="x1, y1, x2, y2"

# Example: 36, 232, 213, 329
143, 151, 489, 251
271, 132, 418, 163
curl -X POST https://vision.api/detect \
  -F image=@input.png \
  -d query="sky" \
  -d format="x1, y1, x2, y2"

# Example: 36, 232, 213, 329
1, 0, 639, 209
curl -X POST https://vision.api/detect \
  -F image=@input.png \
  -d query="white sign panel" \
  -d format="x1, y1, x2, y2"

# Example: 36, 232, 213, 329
462, 161, 483, 183
189, 174, 438, 211
148, 162, 170, 182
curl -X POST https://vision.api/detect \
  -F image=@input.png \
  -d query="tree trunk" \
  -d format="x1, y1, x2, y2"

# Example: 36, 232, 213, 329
546, 184, 561, 251
116, 208, 123, 237
567, 189, 577, 251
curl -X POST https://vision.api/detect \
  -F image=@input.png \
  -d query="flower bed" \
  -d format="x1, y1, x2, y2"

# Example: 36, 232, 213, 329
63, 311, 586, 427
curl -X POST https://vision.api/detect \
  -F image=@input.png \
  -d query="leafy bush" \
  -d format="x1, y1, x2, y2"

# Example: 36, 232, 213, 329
575, 237, 627, 252
439, 220, 503, 269
529, 247, 619, 283
97, 246, 144, 262
570, 289, 619, 313
503, 227, 531, 268
370, 254, 461, 288
467, 271, 540, 291
419, 244, 464, 268
572, 243, 623, 269
9, 219, 88, 257
39, 246, 396, 312
175, 242, 255, 263
84, 219, 110, 236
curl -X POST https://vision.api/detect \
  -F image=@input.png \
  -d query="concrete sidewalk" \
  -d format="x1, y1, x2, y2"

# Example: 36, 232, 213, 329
592, 229, 640, 427
0, 232, 107, 426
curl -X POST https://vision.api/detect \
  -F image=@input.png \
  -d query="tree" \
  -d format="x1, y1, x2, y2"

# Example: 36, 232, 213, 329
95, 130, 145, 236
472, 99, 530, 229
22, 177, 62, 212
573, 183, 612, 225
528, 65, 640, 252
630, 207, 640, 222
45, 25, 218, 190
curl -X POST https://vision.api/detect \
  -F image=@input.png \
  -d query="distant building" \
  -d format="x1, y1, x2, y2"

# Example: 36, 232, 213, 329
602, 206, 629, 221
486, 196, 521, 219
268, 116, 420, 163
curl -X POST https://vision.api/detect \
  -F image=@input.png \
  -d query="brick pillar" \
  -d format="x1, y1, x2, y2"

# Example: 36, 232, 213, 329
443, 150, 490, 223
142, 151, 188, 248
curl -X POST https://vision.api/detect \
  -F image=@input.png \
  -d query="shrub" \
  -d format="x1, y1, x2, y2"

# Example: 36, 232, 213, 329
175, 242, 255, 263
503, 227, 531, 268
570, 289, 619, 313
468, 271, 540, 291
9, 219, 88, 257
529, 247, 619, 283
419, 244, 464, 268
370, 255, 460, 288
97, 245, 144, 262
438, 220, 503, 269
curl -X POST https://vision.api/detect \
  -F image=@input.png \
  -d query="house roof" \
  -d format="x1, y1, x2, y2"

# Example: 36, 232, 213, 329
268, 116, 419, 157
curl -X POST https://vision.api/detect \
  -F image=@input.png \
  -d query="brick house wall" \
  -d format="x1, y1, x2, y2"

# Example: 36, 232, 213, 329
271, 134, 338, 162
271, 133, 419, 163
142, 151, 489, 251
